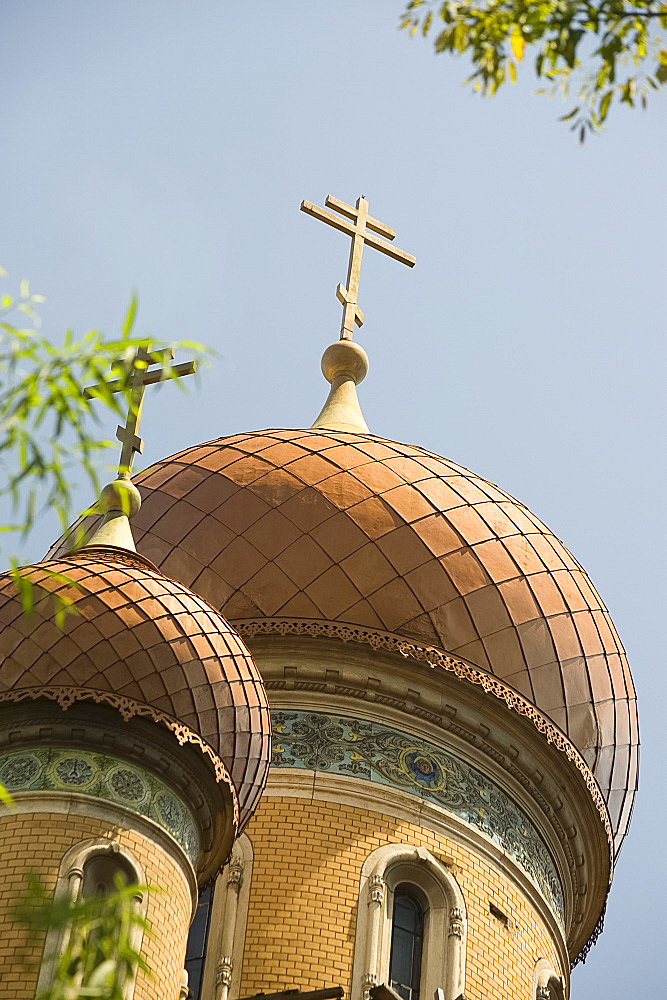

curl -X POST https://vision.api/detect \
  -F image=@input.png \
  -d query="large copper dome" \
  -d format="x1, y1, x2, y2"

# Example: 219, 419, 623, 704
0, 547, 271, 832
53, 427, 637, 853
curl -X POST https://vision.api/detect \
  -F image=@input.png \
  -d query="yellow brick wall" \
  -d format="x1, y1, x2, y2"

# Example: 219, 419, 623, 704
240, 797, 565, 1000
0, 809, 192, 1000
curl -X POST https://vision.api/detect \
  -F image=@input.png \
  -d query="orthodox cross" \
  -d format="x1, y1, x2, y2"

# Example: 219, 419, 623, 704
83, 345, 196, 477
300, 194, 415, 341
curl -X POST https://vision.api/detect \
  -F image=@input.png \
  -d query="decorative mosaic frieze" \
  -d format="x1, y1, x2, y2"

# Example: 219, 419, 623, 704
0, 747, 199, 865
271, 710, 564, 923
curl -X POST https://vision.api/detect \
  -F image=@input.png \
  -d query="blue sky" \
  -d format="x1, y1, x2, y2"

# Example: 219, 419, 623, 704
3, 1, 665, 995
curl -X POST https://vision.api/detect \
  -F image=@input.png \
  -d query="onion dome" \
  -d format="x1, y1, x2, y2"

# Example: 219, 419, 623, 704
72, 427, 638, 856
1, 485, 271, 839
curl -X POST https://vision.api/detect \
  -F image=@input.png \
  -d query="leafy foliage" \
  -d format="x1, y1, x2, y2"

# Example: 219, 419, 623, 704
1, 276, 211, 992
0, 270, 206, 547
400, 0, 667, 137
15, 874, 150, 1000
0, 270, 209, 617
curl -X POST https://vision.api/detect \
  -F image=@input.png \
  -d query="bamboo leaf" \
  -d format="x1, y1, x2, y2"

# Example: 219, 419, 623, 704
510, 26, 524, 63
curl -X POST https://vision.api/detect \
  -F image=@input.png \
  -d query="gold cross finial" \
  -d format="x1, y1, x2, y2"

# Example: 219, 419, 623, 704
300, 194, 415, 340
83, 344, 197, 478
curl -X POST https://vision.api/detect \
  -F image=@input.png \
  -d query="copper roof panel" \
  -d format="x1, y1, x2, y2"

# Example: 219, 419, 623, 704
47, 427, 637, 854
0, 552, 271, 832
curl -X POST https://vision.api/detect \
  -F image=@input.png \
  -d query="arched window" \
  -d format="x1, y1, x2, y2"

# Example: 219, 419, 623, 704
81, 852, 133, 898
547, 976, 565, 1000
351, 844, 466, 1000
389, 887, 424, 1000
73, 851, 137, 986
184, 883, 214, 1000
36, 839, 146, 1000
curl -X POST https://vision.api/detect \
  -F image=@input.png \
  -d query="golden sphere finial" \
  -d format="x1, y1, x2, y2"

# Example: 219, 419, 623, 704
97, 477, 142, 519
320, 340, 369, 386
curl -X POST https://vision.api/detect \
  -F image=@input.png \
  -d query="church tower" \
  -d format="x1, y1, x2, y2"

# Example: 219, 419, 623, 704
43, 194, 636, 999
0, 358, 272, 999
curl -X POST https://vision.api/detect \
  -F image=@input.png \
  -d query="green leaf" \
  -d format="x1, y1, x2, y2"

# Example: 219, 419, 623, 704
0, 282, 210, 577
400, 0, 667, 138
121, 293, 138, 339
599, 90, 613, 120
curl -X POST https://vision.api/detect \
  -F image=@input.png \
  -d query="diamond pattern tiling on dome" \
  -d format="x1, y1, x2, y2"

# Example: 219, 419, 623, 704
0, 552, 271, 831
50, 428, 637, 853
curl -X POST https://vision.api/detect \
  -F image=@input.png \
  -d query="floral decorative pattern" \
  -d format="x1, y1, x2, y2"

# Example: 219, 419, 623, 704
0, 747, 199, 865
109, 767, 147, 803
0, 682, 239, 833
271, 709, 564, 924
54, 757, 95, 788
244, 617, 613, 874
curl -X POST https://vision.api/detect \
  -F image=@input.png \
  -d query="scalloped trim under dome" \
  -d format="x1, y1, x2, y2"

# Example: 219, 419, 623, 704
0, 746, 200, 865
237, 615, 614, 870
0, 684, 239, 832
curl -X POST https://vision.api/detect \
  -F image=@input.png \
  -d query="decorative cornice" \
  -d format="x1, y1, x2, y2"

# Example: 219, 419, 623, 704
271, 677, 583, 918
0, 686, 239, 833
577, 905, 605, 967
0, 746, 199, 863
236, 618, 614, 869
271, 709, 565, 924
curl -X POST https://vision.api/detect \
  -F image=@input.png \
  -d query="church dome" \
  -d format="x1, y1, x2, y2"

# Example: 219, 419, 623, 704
118, 426, 637, 852
0, 545, 271, 832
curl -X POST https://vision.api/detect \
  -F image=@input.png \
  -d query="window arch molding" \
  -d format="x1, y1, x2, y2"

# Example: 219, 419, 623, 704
532, 959, 566, 1000
351, 844, 466, 1000
36, 838, 147, 1000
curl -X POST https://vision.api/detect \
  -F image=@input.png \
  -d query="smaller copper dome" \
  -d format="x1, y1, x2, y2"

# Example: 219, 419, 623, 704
0, 547, 271, 832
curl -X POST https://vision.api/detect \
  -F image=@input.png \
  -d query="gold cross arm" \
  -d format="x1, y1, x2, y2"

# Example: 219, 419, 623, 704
300, 197, 416, 269
83, 344, 197, 477
83, 359, 196, 398
325, 194, 397, 240
301, 194, 415, 341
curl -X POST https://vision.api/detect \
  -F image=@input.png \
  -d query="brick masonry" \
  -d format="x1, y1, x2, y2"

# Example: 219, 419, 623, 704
240, 796, 564, 1000
0, 810, 191, 1000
